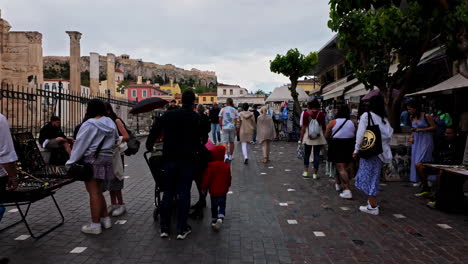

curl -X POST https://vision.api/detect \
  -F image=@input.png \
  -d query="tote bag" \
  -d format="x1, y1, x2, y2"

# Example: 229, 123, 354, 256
359, 112, 383, 159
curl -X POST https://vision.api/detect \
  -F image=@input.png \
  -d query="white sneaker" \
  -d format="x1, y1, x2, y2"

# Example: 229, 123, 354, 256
312, 174, 318, 180
229, 155, 233, 161
339, 190, 352, 199
81, 223, 102, 235
412, 182, 421, 187
224, 155, 229, 162
302, 171, 309, 178
213, 218, 223, 231
107, 205, 116, 214
335, 184, 341, 192
100, 217, 112, 229
112, 205, 126, 217
359, 205, 379, 215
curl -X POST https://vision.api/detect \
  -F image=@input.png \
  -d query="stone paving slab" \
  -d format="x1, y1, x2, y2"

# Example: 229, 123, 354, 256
1, 139, 467, 264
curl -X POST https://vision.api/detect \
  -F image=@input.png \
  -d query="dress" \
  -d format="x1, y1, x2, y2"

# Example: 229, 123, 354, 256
410, 117, 434, 182
355, 156, 383, 196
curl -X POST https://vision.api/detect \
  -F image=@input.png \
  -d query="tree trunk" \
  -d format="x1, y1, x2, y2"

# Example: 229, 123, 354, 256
383, 93, 402, 132
289, 78, 302, 127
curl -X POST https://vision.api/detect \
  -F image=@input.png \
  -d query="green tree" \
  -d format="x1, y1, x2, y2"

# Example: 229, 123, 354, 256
270, 48, 318, 121
81, 70, 90, 87
117, 79, 130, 94
328, 0, 468, 128
255, 89, 267, 96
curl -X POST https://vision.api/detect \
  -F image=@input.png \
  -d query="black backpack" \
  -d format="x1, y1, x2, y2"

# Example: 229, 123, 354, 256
122, 122, 140, 156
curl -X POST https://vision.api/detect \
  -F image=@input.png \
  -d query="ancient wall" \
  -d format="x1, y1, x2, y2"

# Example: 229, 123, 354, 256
0, 18, 43, 86
44, 55, 218, 87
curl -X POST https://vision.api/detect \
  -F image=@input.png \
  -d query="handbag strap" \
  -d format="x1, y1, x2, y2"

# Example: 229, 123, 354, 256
94, 136, 107, 158
331, 118, 349, 139
367, 112, 375, 126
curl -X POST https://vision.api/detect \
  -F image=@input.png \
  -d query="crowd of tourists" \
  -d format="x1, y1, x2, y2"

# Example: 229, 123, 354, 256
1, 90, 466, 243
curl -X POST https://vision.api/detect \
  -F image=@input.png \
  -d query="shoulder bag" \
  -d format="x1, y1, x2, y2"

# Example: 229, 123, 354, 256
67, 137, 106, 181
359, 112, 383, 159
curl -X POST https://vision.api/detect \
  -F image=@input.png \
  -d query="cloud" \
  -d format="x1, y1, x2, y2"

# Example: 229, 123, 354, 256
1, 0, 334, 91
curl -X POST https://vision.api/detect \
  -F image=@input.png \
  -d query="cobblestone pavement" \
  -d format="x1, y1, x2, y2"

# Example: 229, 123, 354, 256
1, 139, 467, 264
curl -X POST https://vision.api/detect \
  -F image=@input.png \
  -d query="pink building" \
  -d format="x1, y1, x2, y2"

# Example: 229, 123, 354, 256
127, 83, 173, 102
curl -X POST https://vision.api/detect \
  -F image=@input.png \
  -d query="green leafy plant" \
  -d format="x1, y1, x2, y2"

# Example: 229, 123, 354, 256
270, 48, 318, 121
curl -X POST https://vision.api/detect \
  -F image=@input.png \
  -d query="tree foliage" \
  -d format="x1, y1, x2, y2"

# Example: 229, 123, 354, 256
328, 0, 468, 126
270, 48, 318, 120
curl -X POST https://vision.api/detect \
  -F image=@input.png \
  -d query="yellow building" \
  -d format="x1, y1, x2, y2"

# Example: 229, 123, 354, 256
160, 79, 181, 95
198, 92, 217, 105
99, 69, 127, 99
297, 79, 320, 94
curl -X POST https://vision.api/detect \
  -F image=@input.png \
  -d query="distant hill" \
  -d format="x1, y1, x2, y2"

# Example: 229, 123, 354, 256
43, 55, 217, 87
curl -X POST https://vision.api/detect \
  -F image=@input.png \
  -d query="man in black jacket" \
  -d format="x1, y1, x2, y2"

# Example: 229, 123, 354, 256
146, 90, 203, 240
39, 116, 73, 154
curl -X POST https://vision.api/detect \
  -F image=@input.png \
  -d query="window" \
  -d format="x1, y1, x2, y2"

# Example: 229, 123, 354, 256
223, 89, 226, 95
153, 90, 157, 96
142, 90, 147, 98
52, 83, 57, 92
230, 89, 233, 95
44, 83, 50, 90
203, 97, 206, 102
131, 89, 137, 98
117, 76, 121, 81
240, 90, 243, 95
211, 97, 214, 102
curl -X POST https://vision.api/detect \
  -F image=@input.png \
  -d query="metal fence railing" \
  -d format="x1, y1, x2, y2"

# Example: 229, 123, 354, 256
0, 83, 142, 138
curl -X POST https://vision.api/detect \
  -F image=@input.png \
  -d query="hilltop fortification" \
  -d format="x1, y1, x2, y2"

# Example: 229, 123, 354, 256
43, 54, 217, 86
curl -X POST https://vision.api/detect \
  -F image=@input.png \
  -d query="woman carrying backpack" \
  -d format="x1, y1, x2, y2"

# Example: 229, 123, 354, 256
299, 99, 326, 179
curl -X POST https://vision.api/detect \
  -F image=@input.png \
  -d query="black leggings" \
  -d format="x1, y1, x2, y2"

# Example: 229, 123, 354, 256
304, 144, 321, 172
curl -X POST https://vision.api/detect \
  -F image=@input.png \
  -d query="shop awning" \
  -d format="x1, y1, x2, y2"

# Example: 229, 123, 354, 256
265, 86, 309, 102
322, 78, 359, 100
406, 74, 468, 96
344, 83, 367, 100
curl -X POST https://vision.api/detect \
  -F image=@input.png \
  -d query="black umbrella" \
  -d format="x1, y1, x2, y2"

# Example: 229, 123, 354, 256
130, 97, 169, 114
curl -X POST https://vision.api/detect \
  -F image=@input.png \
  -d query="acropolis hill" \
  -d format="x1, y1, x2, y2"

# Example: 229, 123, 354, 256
43, 54, 218, 86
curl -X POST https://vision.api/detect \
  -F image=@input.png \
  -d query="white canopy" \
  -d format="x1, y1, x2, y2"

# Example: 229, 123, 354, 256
406, 74, 468, 96
322, 78, 358, 100
265, 85, 309, 102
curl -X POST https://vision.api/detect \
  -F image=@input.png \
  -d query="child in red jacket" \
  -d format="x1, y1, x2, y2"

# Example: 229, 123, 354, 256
201, 145, 231, 231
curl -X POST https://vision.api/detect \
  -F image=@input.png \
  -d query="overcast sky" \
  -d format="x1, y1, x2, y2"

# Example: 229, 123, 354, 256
2, 0, 334, 92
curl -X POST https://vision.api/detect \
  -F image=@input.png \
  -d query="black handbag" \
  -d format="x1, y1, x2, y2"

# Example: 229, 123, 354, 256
327, 118, 349, 161
359, 112, 383, 159
67, 137, 106, 181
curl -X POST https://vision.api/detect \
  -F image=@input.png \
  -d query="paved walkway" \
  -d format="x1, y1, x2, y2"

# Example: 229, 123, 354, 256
0, 139, 467, 263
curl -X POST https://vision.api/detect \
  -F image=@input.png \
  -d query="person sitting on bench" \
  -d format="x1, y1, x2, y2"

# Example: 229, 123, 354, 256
39, 116, 73, 155
415, 127, 465, 210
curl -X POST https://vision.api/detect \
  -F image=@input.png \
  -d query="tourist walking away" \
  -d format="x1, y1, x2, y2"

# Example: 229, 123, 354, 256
39, 116, 74, 155
190, 104, 212, 219
0, 113, 18, 223
239, 103, 256, 164
250, 105, 260, 144
209, 103, 221, 144
103, 102, 129, 217
257, 106, 276, 163
407, 100, 436, 191
325, 104, 356, 199
201, 145, 231, 231
147, 90, 202, 240
353, 96, 393, 215
219, 98, 238, 162
66, 99, 119, 234
299, 99, 327, 179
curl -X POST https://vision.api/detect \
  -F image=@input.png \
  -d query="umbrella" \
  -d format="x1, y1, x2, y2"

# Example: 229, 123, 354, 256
129, 97, 169, 114
362, 88, 400, 100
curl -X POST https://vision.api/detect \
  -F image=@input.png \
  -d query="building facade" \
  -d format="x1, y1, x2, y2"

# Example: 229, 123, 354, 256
217, 83, 265, 106
127, 83, 171, 102
198, 92, 217, 105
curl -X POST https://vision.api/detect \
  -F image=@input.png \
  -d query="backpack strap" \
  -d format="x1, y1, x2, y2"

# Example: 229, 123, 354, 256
94, 136, 107, 159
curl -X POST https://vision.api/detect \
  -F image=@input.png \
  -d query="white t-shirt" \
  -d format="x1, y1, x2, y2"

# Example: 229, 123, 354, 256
0, 114, 18, 177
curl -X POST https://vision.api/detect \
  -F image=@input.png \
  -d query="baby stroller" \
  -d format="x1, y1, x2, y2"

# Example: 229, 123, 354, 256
143, 143, 164, 221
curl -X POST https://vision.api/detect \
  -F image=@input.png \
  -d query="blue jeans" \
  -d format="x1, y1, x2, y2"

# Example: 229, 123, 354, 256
210, 195, 226, 219
304, 144, 321, 173
160, 161, 194, 233
211, 123, 221, 144
0, 177, 7, 221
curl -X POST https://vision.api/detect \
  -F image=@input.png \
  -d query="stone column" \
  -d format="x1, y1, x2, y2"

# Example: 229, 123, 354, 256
66, 31, 82, 94
106, 53, 115, 96
89, 52, 99, 94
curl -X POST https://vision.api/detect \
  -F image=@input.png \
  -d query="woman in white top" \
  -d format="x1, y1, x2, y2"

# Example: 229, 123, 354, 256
353, 95, 393, 216
325, 105, 356, 199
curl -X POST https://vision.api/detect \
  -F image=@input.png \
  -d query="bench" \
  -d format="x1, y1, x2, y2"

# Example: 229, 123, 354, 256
0, 132, 74, 239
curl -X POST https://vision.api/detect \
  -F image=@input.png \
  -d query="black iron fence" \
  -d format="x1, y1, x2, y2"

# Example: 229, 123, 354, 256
0, 83, 143, 137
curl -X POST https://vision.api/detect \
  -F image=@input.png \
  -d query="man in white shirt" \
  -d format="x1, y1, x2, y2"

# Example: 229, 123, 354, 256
0, 113, 18, 222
